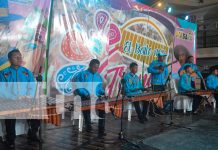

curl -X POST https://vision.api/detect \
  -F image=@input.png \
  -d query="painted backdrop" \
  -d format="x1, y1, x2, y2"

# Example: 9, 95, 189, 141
0, 0, 197, 98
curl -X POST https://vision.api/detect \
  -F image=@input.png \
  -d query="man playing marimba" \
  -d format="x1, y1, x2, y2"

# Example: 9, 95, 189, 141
206, 66, 218, 108
124, 62, 148, 124
179, 55, 205, 89
148, 52, 168, 115
73, 59, 106, 137
0, 49, 40, 149
178, 65, 202, 114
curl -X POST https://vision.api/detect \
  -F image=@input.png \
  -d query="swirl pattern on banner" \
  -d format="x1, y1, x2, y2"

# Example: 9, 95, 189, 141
55, 64, 87, 95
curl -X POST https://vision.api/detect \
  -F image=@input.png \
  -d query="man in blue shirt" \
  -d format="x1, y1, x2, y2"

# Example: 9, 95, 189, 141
148, 52, 168, 115
206, 66, 218, 108
124, 62, 148, 124
73, 59, 106, 137
178, 55, 205, 89
0, 49, 39, 148
178, 65, 202, 114
186, 56, 205, 89
148, 52, 169, 91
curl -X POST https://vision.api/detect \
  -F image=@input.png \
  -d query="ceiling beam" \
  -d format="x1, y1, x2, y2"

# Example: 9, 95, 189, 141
165, 0, 218, 7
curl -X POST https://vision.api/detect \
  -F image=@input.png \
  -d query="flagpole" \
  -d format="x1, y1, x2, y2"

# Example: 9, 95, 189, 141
142, 60, 145, 87
38, 1, 54, 149
44, 0, 54, 95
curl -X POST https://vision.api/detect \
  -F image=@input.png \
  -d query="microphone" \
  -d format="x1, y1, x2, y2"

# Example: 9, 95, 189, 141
39, 66, 42, 74
110, 71, 126, 118
110, 107, 115, 117
121, 72, 126, 84
36, 66, 43, 82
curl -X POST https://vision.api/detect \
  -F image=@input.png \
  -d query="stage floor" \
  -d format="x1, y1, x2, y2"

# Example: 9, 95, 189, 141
1, 109, 218, 150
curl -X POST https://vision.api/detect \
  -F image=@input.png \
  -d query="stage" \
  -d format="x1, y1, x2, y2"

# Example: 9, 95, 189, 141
0, 109, 218, 150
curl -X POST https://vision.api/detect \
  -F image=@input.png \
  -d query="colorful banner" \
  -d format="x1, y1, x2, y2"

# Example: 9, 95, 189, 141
0, 0, 51, 74
0, 0, 197, 97
173, 27, 196, 79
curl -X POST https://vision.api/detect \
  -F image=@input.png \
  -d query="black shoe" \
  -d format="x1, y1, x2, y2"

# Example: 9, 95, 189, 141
192, 110, 198, 115
5, 141, 15, 149
155, 110, 164, 115
149, 112, 156, 117
98, 131, 107, 138
139, 119, 145, 124
144, 116, 148, 121
85, 126, 92, 133
27, 135, 42, 144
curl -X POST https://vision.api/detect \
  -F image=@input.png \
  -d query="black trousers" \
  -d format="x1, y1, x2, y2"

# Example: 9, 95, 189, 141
150, 85, 165, 113
133, 101, 148, 120
81, 96, 105, 131
4, 119, 40, 143
152, 85, 165, 92
185, 94, 202, 112
191, 81, 196, 89
214, 93, 218, 108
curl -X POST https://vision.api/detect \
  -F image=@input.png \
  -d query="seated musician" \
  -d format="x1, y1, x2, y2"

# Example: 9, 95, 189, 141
147, 52, 168, 115
73, 59, 106, 137
178, 65, 202, 114
206, 66, 218, 108
124, 62, 148, 124
179, 55, 204, 89
0, 49, 40, 149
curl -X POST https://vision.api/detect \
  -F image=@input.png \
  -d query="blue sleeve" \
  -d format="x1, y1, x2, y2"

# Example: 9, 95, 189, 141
0, 71, 4, 100
96, 76, 105, 96
0, 71, 9, 100
164, 66, 169, 80
27, 70, 36, 98
180, 75, 195, 92
0, 71, 5, 82
147, 62, 160, 74
124, 75, 134, 94
206, 76, 216, 90
192, 64, 203, 78
73, 72, 89, 96
139, 79, 144, 89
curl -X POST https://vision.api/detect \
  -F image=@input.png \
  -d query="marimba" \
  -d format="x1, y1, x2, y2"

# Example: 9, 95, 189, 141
78, 91, 168, 111
179, 90, 218, 96
0, 97, 62, 126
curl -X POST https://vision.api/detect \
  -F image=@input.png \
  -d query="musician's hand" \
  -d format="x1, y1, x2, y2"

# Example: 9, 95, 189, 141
159, 66, 164, 72
83, 94, 91, 100
132, 88, 141, 92
191, 89, 197, 92
101, 95, 108, 100
104, 95, 109, 99
141, 88, 148, 91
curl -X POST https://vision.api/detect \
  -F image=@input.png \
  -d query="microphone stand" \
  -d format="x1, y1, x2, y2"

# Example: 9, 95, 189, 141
35, 67, 43, 150
160, 71, 191, 130
119, 77, 126, 140
110, 73, 124, 119
119, 74, 140, 149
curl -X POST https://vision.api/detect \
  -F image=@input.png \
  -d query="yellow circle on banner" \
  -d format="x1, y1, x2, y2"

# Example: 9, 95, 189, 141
118, 17, 169, 65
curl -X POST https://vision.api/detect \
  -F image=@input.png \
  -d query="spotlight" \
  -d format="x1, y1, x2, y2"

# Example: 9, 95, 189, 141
167, 7, 172, 13
157, 2, 162, 7
185, 15, 189, 20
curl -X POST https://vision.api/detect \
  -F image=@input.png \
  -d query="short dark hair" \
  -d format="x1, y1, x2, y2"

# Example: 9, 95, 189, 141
89, 59, 100, 67
8, 48, 21, 59
209, 66, 216, 73
129, 62, 138, 68
184, 65, 191, 72
187, 55, 193, 59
